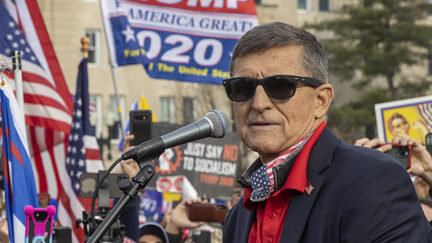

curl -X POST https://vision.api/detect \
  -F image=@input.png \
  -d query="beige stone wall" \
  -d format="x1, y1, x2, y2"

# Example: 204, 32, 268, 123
256, 1, 297, 25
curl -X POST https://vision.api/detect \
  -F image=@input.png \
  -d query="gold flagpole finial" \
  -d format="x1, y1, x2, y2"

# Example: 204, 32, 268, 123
0, 65, 9, 87
81, 37, 90, 58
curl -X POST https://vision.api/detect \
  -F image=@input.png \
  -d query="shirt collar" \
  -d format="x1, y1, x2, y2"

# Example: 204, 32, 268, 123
242, 121, 327, 209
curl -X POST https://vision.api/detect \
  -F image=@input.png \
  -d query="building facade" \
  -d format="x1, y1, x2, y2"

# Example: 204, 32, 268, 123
37, 0, 432, 163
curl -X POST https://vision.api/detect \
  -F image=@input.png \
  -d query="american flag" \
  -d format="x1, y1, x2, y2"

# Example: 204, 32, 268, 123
59, 57, 104, 242
305, 182, 314, 196
66, 57, 104, 195
250, 136, 309, 202
266, 136, 309, 193
0, 0, 102, 242
418, 103, 432, 133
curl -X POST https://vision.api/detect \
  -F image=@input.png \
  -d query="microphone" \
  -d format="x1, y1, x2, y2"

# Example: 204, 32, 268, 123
121, 110, 231, 161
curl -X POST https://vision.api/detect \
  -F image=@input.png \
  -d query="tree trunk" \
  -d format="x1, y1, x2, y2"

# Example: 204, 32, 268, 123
386, 73, 397, 99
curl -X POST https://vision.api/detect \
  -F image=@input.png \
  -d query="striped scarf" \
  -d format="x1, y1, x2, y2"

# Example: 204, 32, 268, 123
250, 135, 311, 202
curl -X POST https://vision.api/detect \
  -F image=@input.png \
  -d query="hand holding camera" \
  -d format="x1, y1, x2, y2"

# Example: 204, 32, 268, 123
355, 136, 432, 176
165, 199, 205, 235
354, 137, 411, 169
187, 202, 228, 224
390, 136, 432, 176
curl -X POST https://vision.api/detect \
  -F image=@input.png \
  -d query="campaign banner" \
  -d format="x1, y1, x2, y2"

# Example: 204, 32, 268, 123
101, 0, 150, 67
103, 0, 258, 84
147, 131, 241, 200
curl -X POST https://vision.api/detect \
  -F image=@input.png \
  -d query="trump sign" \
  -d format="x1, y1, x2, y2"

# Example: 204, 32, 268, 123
101, 0, 258, 84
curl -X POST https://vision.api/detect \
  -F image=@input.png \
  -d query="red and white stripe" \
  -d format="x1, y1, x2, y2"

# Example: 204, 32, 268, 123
84, 135, 103, 173
5, 0, 89, 242
418, 103, 432, 133
266, 137, 308, 192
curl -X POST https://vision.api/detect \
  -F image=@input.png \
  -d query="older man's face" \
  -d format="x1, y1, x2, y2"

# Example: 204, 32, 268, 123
231, 45, 329, 163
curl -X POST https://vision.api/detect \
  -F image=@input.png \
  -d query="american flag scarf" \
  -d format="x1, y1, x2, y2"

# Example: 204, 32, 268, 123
250, 135, 311, 202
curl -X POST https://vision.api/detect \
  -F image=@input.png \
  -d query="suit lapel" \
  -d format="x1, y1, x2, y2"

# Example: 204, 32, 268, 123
279, 171, 324, 243
235, 205, 256, 243
279, 128, 340, 243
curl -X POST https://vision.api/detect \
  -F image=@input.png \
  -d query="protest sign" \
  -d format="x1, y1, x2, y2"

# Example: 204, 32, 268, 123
375, 96, 432, 144
148, 127, 241, 200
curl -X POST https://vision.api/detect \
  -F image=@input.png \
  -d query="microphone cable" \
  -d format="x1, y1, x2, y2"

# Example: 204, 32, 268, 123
89, 156, 123, 232
88, 154, 161, 234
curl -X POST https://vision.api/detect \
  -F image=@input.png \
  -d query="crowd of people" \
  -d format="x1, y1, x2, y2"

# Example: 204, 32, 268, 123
118, 133, 228, 243
119, 21, 432, 243
2, 21, 432, 243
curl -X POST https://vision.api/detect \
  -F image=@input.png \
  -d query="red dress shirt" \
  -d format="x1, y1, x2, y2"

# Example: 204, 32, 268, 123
243, 122, 326, 243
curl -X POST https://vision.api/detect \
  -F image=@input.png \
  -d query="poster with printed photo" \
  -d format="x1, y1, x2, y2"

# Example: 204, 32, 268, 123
375, 96, 432, 144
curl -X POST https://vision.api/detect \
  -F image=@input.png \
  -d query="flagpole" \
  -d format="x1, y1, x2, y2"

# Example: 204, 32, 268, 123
99, 1, 125, 142
12, 51, 24, 112
109, 65, 125, 141
11, 51, 25, 125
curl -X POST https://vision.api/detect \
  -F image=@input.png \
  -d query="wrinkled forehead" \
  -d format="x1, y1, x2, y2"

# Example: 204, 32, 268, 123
230, 46, 307, 77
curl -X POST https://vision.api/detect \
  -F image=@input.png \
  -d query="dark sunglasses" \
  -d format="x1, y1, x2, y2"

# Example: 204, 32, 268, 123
222, 75, 324, 102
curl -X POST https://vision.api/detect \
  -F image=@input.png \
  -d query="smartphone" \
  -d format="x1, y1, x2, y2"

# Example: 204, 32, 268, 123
129, 110, 152, 146
187, 203, 228, 223
24, 205, 56, 243
426, 133, 432, 155
383, 144, 411, 169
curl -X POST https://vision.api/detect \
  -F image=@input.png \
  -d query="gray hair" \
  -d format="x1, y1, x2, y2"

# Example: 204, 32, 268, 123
229, 22, 328, 83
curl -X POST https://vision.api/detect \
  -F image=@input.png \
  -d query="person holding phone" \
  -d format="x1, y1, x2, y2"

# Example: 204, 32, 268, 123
355, 136, 432, 222
222, 21, 432, 243
137, 198, 211, 243
121, 135, 211, 242
354, 136, 432, 179
163, 199, 207, 243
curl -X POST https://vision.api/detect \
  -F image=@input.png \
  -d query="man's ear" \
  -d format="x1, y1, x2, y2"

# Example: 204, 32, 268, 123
315, 84, 334, 119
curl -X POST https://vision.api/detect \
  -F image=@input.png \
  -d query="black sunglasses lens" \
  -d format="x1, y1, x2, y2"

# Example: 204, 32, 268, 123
226, 78, 256, 101
264, 76, 296, 100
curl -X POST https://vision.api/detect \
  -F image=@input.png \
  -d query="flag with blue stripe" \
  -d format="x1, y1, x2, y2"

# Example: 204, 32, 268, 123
0, 82, 39, 243
100, 0, 149, 67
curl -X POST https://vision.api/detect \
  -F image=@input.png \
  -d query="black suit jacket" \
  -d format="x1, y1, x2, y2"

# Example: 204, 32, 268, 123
223, 128, 432, 243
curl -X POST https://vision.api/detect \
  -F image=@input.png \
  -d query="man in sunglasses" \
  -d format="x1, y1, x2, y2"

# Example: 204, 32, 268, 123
222, 22, 432, 243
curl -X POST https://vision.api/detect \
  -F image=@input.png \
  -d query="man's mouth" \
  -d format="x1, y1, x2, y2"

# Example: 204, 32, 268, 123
249, 121, 275, 126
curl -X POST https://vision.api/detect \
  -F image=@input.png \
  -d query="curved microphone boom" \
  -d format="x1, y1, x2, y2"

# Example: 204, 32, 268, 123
121, 110, 231, 162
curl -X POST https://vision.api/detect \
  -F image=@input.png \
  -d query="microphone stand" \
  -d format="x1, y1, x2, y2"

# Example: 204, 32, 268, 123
87, 158, 158, 243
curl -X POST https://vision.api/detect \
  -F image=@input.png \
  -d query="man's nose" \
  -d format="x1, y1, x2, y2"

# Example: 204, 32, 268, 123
251, 85, 273, 111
